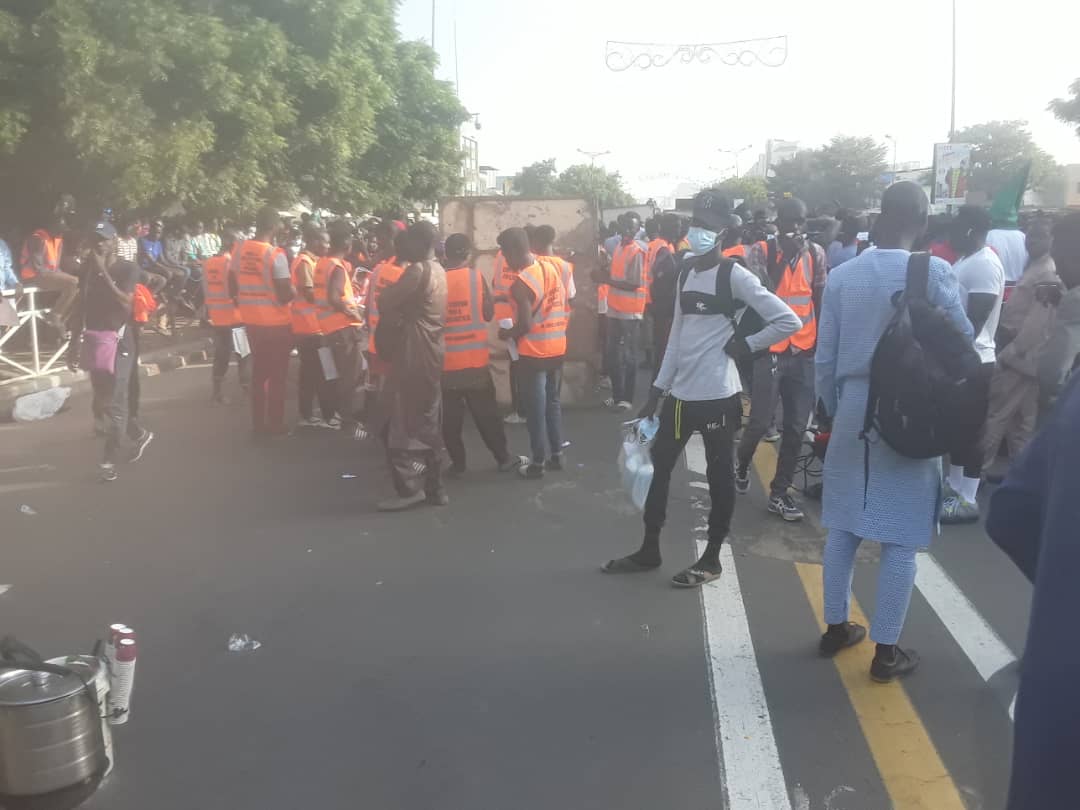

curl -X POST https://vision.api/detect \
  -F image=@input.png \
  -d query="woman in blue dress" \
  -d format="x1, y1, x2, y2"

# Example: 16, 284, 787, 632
814, 182, 973, 682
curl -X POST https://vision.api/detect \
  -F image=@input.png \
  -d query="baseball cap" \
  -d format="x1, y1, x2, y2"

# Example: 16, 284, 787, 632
692, 190, 739, 232
93, 221, 117, 241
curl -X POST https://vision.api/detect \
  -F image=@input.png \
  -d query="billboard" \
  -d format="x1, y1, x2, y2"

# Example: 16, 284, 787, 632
932, 143, 973, 206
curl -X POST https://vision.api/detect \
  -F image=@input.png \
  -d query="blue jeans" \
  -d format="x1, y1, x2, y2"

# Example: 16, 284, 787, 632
523, 362, 563, 464
605, 318, 640, 404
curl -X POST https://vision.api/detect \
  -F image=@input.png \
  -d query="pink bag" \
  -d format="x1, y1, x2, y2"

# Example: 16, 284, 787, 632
80, 329, 120, 373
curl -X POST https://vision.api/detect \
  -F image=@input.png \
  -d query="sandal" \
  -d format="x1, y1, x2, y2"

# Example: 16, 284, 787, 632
671, 566, 723, 588
601, 556, 661, 574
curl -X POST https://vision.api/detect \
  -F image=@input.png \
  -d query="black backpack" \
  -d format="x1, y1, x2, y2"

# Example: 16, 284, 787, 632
861, 253, 982, 487
676, 253, 765, 352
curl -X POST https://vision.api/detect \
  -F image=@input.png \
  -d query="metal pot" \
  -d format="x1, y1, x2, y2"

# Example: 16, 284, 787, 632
0, 647, 107, 797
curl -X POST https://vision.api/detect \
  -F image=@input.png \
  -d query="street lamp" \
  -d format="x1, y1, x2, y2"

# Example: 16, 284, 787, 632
577, 148, 611, 166
884, 134, 897, 172
718, 144, 753, 179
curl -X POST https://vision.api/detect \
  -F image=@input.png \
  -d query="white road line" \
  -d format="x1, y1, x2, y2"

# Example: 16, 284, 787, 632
916, 553, 1018, 719
686, 437, 792, 810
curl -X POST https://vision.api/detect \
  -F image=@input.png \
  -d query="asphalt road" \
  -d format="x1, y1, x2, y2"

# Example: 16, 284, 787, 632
0, 364, 1029, 810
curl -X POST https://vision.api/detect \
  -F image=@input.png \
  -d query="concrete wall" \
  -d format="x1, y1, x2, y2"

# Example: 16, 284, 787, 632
439, 196, 601, 404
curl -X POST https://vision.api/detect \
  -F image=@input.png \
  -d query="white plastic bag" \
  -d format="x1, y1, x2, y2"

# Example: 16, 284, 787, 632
12, 386, 71, 422
617, 416, 658, 512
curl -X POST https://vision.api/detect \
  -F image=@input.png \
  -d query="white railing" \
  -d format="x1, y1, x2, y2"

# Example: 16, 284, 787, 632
0, 287, 71, 382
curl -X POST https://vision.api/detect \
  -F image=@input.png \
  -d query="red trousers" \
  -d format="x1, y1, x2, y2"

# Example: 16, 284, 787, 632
247, 324, 293, 433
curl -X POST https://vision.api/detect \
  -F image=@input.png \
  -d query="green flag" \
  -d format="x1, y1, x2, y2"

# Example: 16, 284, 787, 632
988, 161, 1031, 227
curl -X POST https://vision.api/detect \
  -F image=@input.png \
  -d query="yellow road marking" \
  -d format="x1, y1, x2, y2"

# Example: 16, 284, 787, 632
795, 566, 965, 809
753, 440, 966, 810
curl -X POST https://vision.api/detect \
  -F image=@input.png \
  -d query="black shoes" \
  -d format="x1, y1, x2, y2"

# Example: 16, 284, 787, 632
819, 622, 867, 657
871, 646, 921, 683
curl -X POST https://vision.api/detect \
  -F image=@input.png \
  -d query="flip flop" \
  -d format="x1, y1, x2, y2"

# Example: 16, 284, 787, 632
671, 566, 723, 588
601, 556, 661, 574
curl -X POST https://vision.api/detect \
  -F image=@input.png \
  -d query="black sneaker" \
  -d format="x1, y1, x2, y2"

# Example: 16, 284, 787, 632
768, 493, 804, 522
819, 622, 867, 657
735, 465, 751, 495
129, 430, 154, 463
518, 463, 545, 480
545, 453, 564, 472
871, 646, 920, 683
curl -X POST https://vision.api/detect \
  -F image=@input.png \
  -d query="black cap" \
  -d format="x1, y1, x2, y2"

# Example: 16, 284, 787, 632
93, 221, 117, 241
692, 190, 739, 232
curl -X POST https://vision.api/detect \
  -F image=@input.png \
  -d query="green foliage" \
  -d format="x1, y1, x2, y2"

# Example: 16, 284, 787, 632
1049, 79, 1080, 140
706, 176, 768, 208
511, 159, 635, 209
954, 120, 1059, 199
768, 136, 888, 211
513, 159, 559, 197
555, 164, 635, 210
0, 0, 466, 229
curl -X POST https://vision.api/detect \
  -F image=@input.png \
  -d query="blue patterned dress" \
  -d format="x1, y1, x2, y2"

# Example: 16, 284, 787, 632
815, 249, 973, 548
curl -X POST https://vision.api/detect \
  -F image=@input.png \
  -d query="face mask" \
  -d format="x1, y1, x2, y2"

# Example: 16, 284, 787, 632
686, 226, 717, 256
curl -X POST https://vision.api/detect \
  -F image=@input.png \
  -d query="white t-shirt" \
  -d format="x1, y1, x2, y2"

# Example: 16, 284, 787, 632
986, 229, 1027, 284
953, 246, 1005, 363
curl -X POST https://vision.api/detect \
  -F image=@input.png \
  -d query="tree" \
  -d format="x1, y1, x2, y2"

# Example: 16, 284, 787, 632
953, 120, 1059, 200
706, 176, 768, 209
555, 164, 635, 210
0, 0, 466, 228
513, 159, 559, 197
768, 136, 888, 211
511, 159, 635, 209
1049, 79, 1080, 140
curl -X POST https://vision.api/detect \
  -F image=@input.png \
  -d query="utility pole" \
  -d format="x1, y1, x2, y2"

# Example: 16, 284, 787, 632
885, 134, 898, 172
431, 0, 437, 75
950, 0, 957, 140
718, 145, 753, 179
577, 148, 611, 167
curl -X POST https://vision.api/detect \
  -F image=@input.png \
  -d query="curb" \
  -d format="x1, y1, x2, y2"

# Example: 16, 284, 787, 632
1, 337, 213, 421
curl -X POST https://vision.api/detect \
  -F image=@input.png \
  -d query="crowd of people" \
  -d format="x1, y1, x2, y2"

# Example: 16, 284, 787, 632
5, 183, 1080, 806
596, 186, 1080, 686
7, 188, 1080, 651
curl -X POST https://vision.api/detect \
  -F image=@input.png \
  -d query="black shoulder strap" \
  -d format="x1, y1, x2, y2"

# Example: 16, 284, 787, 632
713, 257, 738, 318
905, 252, 931, 302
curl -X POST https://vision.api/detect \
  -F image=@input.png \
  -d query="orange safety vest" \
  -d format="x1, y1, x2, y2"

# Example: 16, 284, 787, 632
443, 265, 490, 372
367, 256, 404, 356
132, 284, 155, 324
203, 252, 240, 327
607, 240, 647, 317
516, 261, 568, 359
290, 251, 321, 336
233, 240, 290, 327
644, 238, 668, 305
722, 244, 747, 259
537, 254, 574, 300
491, 251, 520, 324
770, 249, 817, 353
313, 256, 362, 335
20, 230, 62, 280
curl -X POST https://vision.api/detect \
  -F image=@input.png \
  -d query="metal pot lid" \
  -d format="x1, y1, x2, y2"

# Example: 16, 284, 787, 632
0, 660, 93, 706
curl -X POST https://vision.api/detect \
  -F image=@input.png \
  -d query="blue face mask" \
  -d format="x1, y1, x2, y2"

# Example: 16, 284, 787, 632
686, 226, 718, 256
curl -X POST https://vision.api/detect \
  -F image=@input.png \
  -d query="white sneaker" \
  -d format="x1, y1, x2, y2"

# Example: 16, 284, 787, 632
297, 417, 325, 428
503, 413, 527, 425
322, 416, 342, 429
602, 397, 616, 409
615, 401, 632, 412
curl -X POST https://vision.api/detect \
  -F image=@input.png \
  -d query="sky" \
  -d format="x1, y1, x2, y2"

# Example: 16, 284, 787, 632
397, 0, 1080, 204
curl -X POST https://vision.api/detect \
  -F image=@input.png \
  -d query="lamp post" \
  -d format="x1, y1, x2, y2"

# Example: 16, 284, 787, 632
577, 148, 611, 166
884, 134, 898, 172
718, 144, 753, 179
